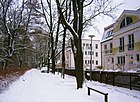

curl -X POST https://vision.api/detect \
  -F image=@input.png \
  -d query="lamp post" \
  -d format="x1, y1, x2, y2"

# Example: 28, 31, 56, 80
88, 35, 95, 81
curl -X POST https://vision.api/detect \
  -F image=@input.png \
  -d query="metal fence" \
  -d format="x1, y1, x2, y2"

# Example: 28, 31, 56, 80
85, 71, 140, 91
58, 69, 140, 91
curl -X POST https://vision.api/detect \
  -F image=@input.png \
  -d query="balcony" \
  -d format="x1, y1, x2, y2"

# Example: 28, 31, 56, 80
104, 49, 113, 54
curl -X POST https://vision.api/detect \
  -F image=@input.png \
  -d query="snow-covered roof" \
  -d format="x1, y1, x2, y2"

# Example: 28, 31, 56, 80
101, 23, 114, 43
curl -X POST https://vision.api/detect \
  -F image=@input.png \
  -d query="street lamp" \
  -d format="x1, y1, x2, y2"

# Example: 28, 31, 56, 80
88, 35, 95, 81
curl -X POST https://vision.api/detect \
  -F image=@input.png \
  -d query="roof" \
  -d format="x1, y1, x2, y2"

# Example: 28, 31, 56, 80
104, 23, 114, 31
101, 23, 114, 43
101, 8, 140, 43
115, 8, 140, 24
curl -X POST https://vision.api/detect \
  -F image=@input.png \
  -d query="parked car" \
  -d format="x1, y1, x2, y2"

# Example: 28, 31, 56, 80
41, 67, 48, 73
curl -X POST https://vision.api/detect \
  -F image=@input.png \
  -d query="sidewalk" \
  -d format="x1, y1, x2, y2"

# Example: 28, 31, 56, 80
0, 69, 140, 102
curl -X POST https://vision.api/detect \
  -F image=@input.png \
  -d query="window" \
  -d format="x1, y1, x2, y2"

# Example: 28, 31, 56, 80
88, 51, 91, 55
126, 17, 133, 25
117, 56, 125, 64
96, 52, 98, 57
88, 60, 90, 64
106, 30, 113, 38
86, 44, 89, 49
104, 45, 108, 54
88, 60, 94, 64
117, 57, 120, 64
89, 44, 91, 47
104, 45, 107, 50
95, 44, 98, 49
83, 43, 85, 49
96, 60, 98, 65
119, 37, 124, 52
85, 51, 87, 55
88, 51, 94, 55
110, 43, 113, 53
83, 43, 85, 47
112, 58, 114, 63
128, 34, 134, 50
110, 43, 112, 49
120, 17, 133, 28
120, 19, 125, 28
85, 60, 87, 64
123, 56, 125, 64
136, 54, 139, 61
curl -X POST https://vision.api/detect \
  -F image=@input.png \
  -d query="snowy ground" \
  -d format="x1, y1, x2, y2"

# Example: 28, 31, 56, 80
0, 69, 140, 102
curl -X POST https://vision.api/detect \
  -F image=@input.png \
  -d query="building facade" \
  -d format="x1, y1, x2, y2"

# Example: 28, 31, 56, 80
101, 8, 140, 72
82, 39, 101, 70
56, 39, 101, 70
101, 23, 114, 70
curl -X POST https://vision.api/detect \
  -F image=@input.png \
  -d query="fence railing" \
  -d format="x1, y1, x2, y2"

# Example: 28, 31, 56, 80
58, 69, 140, 91
85, 71, 140, 91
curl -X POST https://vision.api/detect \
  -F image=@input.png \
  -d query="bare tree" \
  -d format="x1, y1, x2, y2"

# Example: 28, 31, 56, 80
55, 0, 121, 89
40, 0, 62, 74
56, 0, 84, 89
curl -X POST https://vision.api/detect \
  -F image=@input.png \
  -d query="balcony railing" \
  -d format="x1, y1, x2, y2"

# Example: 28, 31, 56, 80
104, 49, 113, 54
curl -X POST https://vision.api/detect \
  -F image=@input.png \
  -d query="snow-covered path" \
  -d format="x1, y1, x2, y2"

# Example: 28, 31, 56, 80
0, 69, 140, 102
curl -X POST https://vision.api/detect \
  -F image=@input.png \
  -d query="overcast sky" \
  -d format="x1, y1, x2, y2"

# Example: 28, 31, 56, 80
84, 0, 140, 40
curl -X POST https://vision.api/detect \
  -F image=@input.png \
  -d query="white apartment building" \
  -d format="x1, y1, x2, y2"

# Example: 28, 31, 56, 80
82, 39, 101, 70
56, 39, 101, 70
57, 38, 101, 69
101, 8, 140, 72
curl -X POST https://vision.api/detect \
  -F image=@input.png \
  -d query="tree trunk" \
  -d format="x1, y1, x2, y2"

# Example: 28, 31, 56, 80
61, 28, 66, 78
56, 0, 84, 89
75, 40, 83, 89
51, 49, 55, 74
47, 42, 51, 73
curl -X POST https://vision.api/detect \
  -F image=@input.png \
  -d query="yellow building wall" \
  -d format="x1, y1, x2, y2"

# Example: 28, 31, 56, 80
135, 42, 140, 51
114, 15, 140, 32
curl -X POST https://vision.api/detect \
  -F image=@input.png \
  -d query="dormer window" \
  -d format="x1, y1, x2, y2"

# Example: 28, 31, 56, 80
120, 17, 133, 28
106, 29, 113, 38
